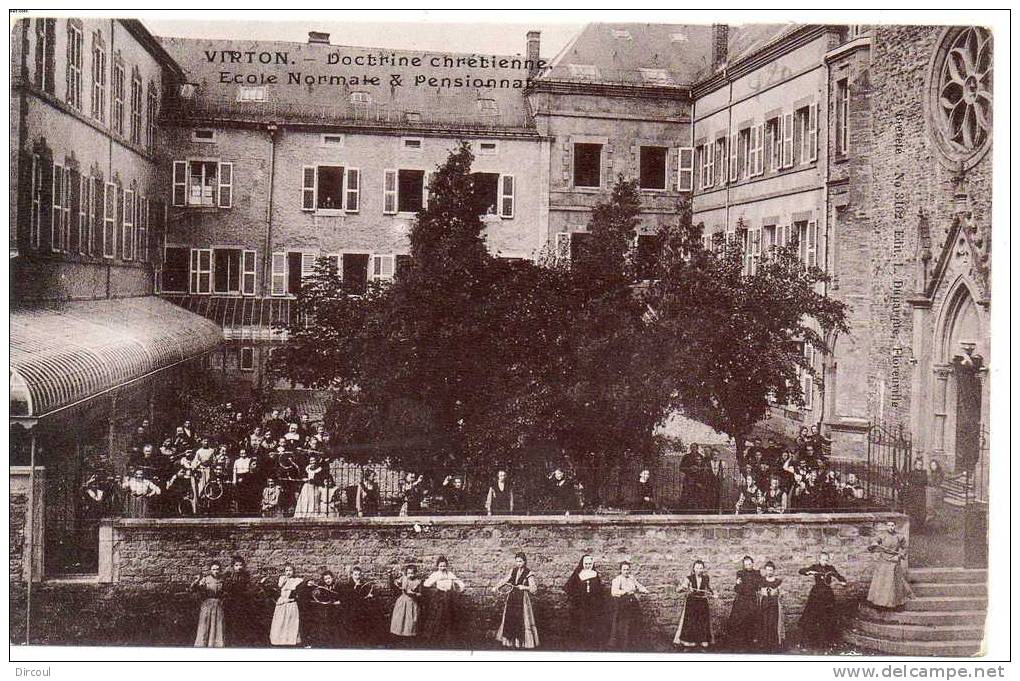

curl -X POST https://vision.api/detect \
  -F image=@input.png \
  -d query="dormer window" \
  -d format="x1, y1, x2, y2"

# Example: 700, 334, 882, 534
237, 86, 267, 102
639, 68, 673, 85
404, 111, 421, 124
350, 91, 371, 105
568, 64, 599, 79
477, 98, 499, 115
612, 29, 632, 40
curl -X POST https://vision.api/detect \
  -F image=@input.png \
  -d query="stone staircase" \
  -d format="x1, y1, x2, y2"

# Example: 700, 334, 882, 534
844, 567, 986, 656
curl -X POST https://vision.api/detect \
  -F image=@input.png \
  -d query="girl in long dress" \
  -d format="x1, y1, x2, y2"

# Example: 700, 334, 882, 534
307, 570, 343, 648
390, 564, 423, 639
422, 556, 465, 646
493, 552, 540, 649
193, 561, 226, 647
293, 456, 325, 518
122, 469, 161, 518
757, 561, 784, 652
797, 551, 848, 648
268, 564, 304, 646
866, 521, 913, 608
563, 554, 607, 650
674, 559, 718, 649
726, 555, 763, 651
607, 561, 650, 651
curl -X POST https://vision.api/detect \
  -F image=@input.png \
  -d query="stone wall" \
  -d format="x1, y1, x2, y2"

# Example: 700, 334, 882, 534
11, 511, 904, 649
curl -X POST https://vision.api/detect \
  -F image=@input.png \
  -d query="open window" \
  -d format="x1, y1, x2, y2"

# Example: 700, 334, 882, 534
639, 146, 667, 190
573, 143, 602, 188
173, 160, 232, 208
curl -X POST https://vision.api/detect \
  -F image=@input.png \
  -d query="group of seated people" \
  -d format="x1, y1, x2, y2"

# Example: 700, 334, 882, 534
735, 428, 865, 514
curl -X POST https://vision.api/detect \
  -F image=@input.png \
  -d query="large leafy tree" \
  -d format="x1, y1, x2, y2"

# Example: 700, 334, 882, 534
644, 201, 849, 467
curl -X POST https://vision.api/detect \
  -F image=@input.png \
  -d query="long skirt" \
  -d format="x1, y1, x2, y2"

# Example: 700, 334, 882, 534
607, 595, 643, 651
568, 596, 606, 650
798, 584, 839, 644
726, 594, 761, 649
423, 590, 459, 645
674, 596, 712, 645
126, 494, 152, 519
194, 597, 225, 647
270, 600, 301, 646
293, 483, 323, 518
495, 590, 539, 649
390, 594, 420, 637
758, 596, 785, 652
867, 560, 912, 608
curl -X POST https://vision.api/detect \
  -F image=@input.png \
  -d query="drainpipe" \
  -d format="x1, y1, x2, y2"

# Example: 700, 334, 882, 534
25, 431, 36, 645
262, 124, 278, 294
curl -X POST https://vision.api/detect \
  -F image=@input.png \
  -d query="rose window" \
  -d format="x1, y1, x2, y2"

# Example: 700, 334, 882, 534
934, 27, 992, 158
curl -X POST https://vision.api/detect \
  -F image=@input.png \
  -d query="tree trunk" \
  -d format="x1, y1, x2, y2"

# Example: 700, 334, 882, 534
734, 432, 747, 471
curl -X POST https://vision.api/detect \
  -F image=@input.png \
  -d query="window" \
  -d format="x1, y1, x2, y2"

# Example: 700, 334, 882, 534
146, 84, 158, 150
34, 19, 55, 94
836, 79, 849, 155
801, 343, 816, 409
137, 195, 148, 261
567, 64, 599, 79
766, 117, 780, 172
402, 137, 423, 150
162, 246, 189, 292
748, 124, 765, 177
369, 254, 395, 281
112, 61, 124, 134
30, 154, 42, 249
301, 166, 359, 212
190, 248, 212, 294
173, 160, 232, 208
469, 172, 515, 218
383, 169, 425, 214
270, 252, 287, 295
639, 146, 667, 190
737, 128, 751, 180
573, 143, 602, 188
321, 134, 343, 147
796, 219, 818, 268
404, 111, 421, 124
240, 347, 255, 372
728, 132, 738, 182
51, 162, 64, 252
350, 91, 371, 105
742, 227, 762, 275
796, 104, 818, 164
130, 68, 143, 144
91, 32, 106, 121
89, 176, 100, 255
476, 141, 498, 156
715, 137, 727, 184
477, 99, 499, 115
342, 253, 370, 294
122, 188, 134, 260
103, 182, 116, 257
237, 86, 267, 102
192, 129, 216, 143
242, 250, 256, 295
213, 248, 243, 294
66, 22, 83, 111
677, 147, 694, 191
633, 233, 661, 280
698, 144, 712, 189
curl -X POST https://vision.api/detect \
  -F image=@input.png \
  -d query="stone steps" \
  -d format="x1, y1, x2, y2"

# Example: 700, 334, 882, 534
856, 604, 987, 627
910, 582, 986, 598
845, 567, 986, 656
844, 631, 983, 657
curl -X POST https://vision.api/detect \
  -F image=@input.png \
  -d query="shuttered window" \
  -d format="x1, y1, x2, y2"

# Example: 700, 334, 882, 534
499, 174, 515, 218
383, 169, 398, 214
271, 252, 287, 296
218, 162, 233, 208
677, 147, 693, 191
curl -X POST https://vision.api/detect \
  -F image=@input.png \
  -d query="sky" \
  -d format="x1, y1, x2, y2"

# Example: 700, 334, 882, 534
143, 15, 583, 60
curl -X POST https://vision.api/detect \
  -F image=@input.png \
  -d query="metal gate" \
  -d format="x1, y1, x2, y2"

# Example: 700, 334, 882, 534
865, 421, 912, 510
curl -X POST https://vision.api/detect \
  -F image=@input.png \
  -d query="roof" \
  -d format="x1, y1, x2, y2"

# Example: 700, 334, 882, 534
157, 37, 536, 134
10, 297, 223, 419
538, 23, 715, 87
119, 20, 185, 81
161, 294, 293, 341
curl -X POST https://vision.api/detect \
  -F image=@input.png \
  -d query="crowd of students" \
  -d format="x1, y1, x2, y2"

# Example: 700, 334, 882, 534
188, 548, 866, 652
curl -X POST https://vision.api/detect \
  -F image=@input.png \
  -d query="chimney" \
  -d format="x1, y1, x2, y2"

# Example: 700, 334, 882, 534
308, 31, 330, 45
526, 31, 541, 78
711, 24, 729, 71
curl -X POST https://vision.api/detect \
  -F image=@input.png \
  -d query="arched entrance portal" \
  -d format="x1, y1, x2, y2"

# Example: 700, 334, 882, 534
942, 287, 983, 471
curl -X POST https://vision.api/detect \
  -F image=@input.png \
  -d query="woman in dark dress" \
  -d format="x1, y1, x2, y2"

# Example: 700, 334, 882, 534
674, 559, 717, 649
726, 555, 763, 651
797, 552, 848, 648
355, 470, 381, 517
757, 561, 785, 652
307, 570, 343, 648
607, 561, 650, 650
563, 554, 607, 650
223, 556, 257, 646
343, 566, 377, 647
422, 556, 465, 646
493, 552, 540, 649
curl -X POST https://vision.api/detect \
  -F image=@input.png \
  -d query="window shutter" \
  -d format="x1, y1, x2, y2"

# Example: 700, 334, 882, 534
122, 189, 134, 259
383, 169, 397, 214
807, 103, 818, 163
51, 163, 62, 251
218, 162, 233, 208
677, 147, 693, 192
242, 249, 256, 295
172, 161, 186, 207
756, 123, 765, 175
89, 176, 99, 255
301, 166, 316, 211
782, 112, 794, 168
345, 168, 360, 212
370, 254, 395, 281
422, 171, 433, 210
271, 252, 287, 295
806, 219, 818, 268
301, 253, 316, 282
499, 174, 515, 218
716, 139, 726, 186
728, 133, 738, 182
103, 181, 116, 257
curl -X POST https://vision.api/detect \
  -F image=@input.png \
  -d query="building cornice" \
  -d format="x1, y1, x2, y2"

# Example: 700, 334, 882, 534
162, 116, 541, 140
693, 25, 839, 99
118, 20, 185, 81
527, 79, 692, 101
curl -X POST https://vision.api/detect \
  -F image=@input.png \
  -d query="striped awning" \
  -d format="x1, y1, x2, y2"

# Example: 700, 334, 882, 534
10, 296, 224, 419
160, 294, 292, 341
